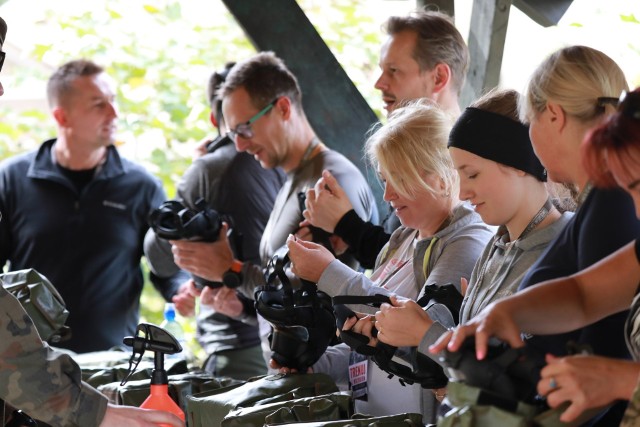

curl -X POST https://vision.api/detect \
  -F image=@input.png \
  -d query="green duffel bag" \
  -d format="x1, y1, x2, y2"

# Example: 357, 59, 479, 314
221, 391, 352, 426
84, 357, 188, 388
264, 412, 424, 426
438, 381, 592, 427
98, 371, 241, 411
186, 372, 338, 427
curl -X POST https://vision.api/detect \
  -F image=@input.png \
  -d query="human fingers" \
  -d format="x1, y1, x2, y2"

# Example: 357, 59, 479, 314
460, 277, 469, 296
294, 226, 313, 242
321, 170, 345, 197
305, 188, 317, 205
429, 330, 454, 354
172, 293, 195, 317
342, 316, 358, 331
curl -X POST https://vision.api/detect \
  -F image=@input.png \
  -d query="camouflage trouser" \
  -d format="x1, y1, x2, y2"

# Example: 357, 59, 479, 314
620, 374, 640, 427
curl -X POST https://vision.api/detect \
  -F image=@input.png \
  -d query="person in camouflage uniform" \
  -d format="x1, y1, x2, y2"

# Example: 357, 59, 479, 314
0, 16, 183, 427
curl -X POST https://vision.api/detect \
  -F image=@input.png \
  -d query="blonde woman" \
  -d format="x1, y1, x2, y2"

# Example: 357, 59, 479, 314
287, 100, 493, 421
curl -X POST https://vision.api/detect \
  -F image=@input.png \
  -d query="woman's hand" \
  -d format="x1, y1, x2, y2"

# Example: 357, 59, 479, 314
429, 301, 524, 360
538, 354, 640, 423
286, 234, 335, 283
375, 295, 432, 347
344, 313, 378, 347
301, 170, 354, 233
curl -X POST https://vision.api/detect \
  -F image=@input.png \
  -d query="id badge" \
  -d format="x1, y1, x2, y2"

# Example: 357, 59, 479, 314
349, 351, 368, 401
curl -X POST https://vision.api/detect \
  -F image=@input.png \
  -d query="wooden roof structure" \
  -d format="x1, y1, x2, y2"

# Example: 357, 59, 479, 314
222, 0, 573, 207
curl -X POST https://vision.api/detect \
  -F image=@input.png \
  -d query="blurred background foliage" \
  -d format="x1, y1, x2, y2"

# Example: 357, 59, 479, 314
1, 0, 638, 362
0, 0, 387, 362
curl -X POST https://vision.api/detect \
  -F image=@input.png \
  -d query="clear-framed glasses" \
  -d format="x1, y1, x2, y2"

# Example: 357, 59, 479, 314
227, 98, 279, 141
0, 51, 5, 73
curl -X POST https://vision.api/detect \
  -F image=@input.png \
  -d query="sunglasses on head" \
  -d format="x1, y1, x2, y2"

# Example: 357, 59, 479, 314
597, 91, 640, 119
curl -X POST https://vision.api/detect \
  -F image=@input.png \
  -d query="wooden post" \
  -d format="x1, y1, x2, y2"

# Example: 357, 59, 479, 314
221, 0, 384, 213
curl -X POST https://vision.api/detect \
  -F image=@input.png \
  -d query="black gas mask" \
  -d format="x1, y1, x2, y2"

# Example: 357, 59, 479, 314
254, 245, 337, 372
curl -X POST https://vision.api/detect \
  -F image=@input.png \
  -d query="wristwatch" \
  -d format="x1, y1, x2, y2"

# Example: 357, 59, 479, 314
222, 260, 243, 288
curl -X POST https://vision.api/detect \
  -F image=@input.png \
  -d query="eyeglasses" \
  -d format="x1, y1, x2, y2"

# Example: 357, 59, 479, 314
597, 91, 640, 120
227, 98, 278, 141
0, 51, 5, 74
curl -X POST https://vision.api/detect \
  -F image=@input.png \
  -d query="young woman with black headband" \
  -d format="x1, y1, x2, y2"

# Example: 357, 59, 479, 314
432, 46, 639, 426
372, 88, 572, 400
430, 88, 640, 426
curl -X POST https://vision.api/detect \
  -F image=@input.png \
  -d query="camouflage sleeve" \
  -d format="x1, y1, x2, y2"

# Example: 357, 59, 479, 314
0, 286, 108, 426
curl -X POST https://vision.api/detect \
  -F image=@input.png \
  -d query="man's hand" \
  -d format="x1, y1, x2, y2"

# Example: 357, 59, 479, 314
201, 286, 244, 318
302, 170, 354, 233
171, 223, 233, 282
172, 280, 200, 317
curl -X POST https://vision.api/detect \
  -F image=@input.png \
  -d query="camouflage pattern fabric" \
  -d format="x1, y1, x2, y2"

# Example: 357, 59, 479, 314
620, 375, 640, 427
0, 284, 107, 426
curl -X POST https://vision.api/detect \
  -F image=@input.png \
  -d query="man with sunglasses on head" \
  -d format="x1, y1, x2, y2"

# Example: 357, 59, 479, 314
170, 51, 378, 369
0, 16, 184, 427
144, 63, 285, 380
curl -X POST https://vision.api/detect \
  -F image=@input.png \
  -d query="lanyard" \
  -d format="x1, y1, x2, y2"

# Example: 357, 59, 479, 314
422, 236, 439, 280
468, 198, 554, 317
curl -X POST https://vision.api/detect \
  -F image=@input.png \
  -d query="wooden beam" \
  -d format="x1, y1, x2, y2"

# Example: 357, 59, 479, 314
513, 0, 573, 27
221, 0, 384, 213
460, 0, 512, 107
416, 0, 455, 18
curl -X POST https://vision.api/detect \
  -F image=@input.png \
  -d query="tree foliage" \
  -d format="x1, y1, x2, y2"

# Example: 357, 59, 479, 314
0, 1, 385, 348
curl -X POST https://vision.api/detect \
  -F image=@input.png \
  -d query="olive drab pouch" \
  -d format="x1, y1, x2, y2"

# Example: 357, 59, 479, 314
438, 381, 573, 427
83, 357, 189, 388
185, 373, 338, 427
98, 372, 241, 412
264, 412, 424, 426
221, 391, 352, 426
1, 269, 70, 344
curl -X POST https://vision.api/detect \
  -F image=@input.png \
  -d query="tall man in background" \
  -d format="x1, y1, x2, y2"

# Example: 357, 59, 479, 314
303, 10, 470, 267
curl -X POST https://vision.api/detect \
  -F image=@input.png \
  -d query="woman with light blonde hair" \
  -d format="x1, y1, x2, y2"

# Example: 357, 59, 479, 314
286, 100, 493, 422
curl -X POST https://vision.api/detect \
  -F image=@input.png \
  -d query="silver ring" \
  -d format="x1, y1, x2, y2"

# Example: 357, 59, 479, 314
549, 377, 558, 389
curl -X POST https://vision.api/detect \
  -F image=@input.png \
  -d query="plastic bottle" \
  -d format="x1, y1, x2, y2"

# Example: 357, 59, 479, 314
160, 303, 186, 360
140, 384, 185, 426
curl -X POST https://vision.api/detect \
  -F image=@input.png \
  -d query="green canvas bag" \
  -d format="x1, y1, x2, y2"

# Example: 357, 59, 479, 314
221, 391, 352, 426
1, 269, 70, 344
264, 412, 424, 426
438, 381, 585, 427
98, 372, 241, 411
186, 373, 338, 427
83, 357, 189, 388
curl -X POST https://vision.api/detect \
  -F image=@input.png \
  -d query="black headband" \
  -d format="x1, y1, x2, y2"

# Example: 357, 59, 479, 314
448, 107, 546, 182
